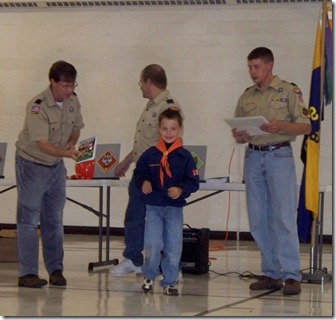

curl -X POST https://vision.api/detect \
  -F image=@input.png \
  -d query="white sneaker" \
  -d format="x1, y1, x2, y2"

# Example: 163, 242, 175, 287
163, 285, 179, 296
142, 278, 153, 293
109, 259, 142, 276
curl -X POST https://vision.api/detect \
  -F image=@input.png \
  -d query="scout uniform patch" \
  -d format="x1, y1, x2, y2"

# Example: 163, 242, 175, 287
293, 87, 302, 95
31, 105, 40, 114
301, 107, 309, 116
30, 99, 43, 114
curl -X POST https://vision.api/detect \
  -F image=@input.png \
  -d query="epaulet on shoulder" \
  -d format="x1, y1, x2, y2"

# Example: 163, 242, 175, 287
244, 85, 253, 92
166, 98, 175, 104
290, 82, 297, 87
34, 98, 43, 104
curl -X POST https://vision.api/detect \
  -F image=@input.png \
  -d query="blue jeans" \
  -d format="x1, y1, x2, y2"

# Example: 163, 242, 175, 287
123, 174, 146, 267
15, 155, 66, 277
142, 205, 183, 287
244, 146, 301, 282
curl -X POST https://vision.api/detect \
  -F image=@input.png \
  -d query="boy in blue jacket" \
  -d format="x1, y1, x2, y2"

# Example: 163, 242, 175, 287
134, 108, 199, 296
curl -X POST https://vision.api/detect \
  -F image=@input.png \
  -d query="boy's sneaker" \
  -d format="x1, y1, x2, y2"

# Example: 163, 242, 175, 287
142, 278, 153, 293
109, 259, 142, 276
163, 285, 179, 296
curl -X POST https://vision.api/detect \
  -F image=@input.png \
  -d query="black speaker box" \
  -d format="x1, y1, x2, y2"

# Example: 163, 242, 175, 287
180, 227, 210, 274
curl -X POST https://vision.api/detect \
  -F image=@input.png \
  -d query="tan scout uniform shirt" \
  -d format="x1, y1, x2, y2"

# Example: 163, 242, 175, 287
133, 90, 183, 163
235, 75, 310, 146
16, 86, 85, 165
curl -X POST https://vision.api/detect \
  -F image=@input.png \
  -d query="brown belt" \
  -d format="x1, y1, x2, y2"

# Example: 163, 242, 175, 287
248, 142, 290, 152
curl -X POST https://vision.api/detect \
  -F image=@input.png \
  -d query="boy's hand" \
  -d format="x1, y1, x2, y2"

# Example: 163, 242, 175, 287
142, 180, 152, 194
168, 186, 182, 199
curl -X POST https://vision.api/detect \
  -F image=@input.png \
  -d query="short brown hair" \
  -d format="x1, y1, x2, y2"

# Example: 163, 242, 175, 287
49, 60, 77, 82
248, 47, 274, 63
141, 64, 167, 89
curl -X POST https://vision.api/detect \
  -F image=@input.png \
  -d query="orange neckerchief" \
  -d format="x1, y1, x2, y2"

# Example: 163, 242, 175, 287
155, 137, 183, 187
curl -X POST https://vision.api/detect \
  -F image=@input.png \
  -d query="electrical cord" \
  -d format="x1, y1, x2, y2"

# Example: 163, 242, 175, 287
207, 265, 332, 282
208, 268, 263, 281
206, 252, 263, 281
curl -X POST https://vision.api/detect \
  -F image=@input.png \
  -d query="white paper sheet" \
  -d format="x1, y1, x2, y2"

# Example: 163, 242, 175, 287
224, 116, 269, 136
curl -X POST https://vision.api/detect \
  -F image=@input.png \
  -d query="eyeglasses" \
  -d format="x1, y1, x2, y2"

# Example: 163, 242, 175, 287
138, 79, 147, 87
57, 82, 78, 90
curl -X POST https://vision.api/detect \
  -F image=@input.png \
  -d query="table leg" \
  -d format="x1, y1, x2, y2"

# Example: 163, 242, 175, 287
88, 185, 118, 271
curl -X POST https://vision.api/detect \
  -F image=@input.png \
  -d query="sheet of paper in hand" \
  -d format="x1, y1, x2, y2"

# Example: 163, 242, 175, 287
224, 116, 269, 136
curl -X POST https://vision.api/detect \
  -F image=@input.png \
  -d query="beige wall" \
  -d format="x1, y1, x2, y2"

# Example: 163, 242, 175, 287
0, 3, 332, 234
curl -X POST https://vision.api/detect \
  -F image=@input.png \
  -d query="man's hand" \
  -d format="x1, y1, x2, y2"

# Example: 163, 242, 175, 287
37, 140, 79, 161
114, 160, 131, 177
232, 128, 250, 144
65, 146, 79, 161
260, 119, 311, 135
260, 119, 282, 134
114, 152, 134, 177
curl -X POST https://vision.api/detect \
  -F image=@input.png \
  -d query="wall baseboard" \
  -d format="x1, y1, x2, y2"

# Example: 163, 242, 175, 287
0, 223, 332, 244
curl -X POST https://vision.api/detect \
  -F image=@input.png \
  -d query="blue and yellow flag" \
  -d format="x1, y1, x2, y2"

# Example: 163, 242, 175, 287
297, 8, 332, 243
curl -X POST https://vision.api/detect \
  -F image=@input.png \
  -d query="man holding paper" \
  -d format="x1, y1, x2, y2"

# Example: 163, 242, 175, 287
232, 47, 310, 295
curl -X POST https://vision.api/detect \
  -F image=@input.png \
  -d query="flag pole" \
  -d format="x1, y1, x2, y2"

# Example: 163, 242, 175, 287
309, 0, 327, 276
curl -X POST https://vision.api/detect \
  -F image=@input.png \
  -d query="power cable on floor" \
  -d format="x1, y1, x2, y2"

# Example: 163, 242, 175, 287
206, 259, 263, 281
208, 268, 263, 281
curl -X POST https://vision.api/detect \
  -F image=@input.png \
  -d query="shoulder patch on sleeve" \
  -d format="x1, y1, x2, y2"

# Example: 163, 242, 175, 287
31, 104, 41, 114
301, 106, 309, 117
293, 87, 303, 95
31, 97, 45, 114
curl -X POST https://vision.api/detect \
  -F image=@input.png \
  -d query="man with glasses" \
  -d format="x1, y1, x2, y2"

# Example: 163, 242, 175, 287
110, 64, 183, 277
15, 60, 84, 288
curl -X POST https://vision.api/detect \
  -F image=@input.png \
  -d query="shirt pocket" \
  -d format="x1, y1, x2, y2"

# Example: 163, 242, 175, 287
269, 100, 289, 121
243, 103, 258, 117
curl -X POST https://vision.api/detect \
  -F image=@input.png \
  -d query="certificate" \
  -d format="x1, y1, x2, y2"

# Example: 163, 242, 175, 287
224, 116, 269, 136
